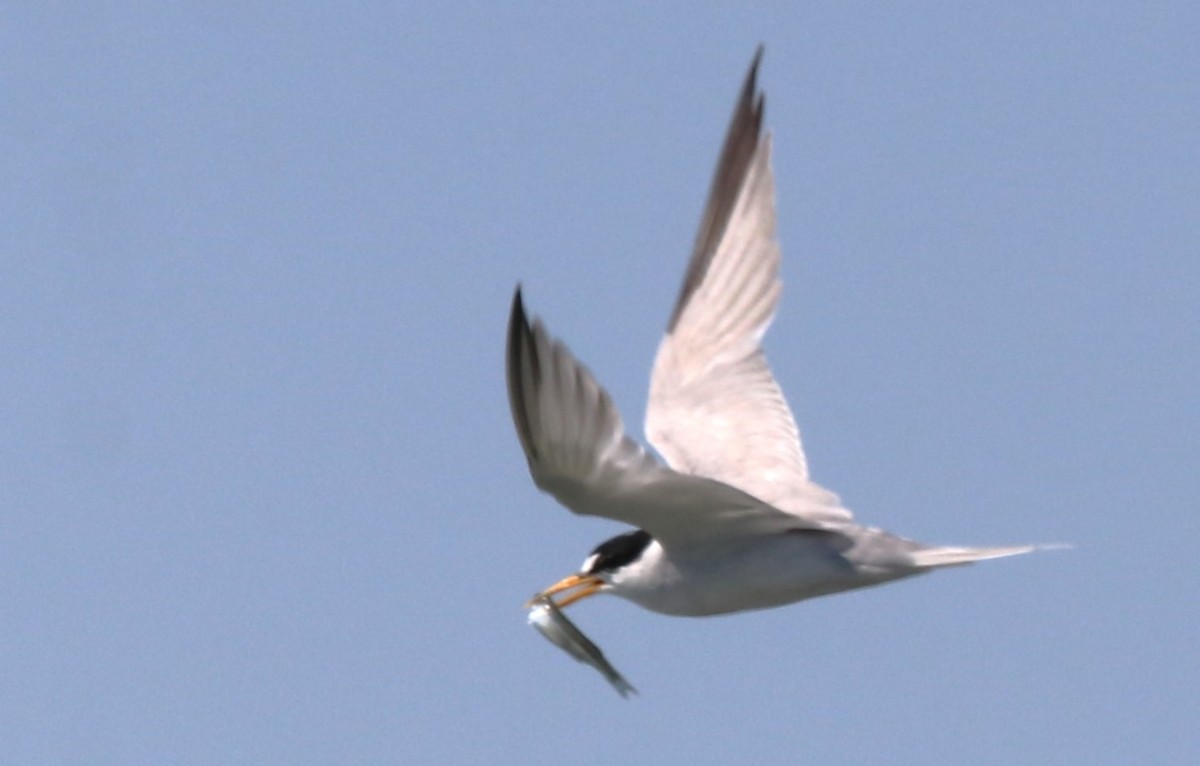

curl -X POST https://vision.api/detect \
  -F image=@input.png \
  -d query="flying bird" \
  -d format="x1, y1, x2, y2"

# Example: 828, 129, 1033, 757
507, 49, 1046, 620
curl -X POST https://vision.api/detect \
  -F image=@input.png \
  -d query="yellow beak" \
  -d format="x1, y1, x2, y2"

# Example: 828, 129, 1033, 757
528, 573, 605, 609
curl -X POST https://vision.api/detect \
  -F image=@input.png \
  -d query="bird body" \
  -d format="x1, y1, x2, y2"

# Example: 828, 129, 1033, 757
507, 49, 1045, 621
602, 531, 895, 617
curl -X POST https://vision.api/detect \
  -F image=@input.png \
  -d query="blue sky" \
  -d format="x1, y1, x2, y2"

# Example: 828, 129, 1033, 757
2, 3, 1197, 764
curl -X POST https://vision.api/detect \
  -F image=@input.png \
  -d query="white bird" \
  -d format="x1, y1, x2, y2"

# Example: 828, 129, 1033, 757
507, 49, 1047, 619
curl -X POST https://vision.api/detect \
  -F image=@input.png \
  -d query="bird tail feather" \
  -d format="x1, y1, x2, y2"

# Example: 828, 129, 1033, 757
909, 543, 1069, 568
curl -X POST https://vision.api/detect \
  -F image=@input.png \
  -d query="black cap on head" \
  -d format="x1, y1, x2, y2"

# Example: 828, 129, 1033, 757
584, 530, 653, 575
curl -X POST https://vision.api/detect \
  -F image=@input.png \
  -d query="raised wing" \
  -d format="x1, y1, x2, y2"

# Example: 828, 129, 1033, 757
644, 50, 852, 526
507, 288, 809, 545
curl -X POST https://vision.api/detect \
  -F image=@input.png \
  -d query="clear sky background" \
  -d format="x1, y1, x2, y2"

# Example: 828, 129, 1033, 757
3, 3, 1197, 764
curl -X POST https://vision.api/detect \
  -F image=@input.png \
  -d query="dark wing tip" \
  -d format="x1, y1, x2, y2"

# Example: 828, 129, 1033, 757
748, 44, 764, 94
667, 48, 767, 332
506, 285, 539, 460
507, 285, 526, 374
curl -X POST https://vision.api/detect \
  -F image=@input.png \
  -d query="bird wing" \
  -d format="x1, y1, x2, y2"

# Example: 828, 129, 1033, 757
507, 288, 806, 546
644, 50, 852, 526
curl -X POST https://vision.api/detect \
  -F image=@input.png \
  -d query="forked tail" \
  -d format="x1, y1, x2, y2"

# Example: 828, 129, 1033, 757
909, 543, 1069, 568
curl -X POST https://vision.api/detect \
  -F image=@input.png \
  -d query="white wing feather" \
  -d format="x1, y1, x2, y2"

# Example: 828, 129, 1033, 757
506, 289, 813, 546
645, 52, 851, 527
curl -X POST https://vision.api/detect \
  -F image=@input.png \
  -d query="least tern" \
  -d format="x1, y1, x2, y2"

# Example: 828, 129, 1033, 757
508, 49, 1047, 621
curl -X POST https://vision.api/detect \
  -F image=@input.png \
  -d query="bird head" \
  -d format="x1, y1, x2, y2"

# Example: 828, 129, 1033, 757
530, 529, 652, 609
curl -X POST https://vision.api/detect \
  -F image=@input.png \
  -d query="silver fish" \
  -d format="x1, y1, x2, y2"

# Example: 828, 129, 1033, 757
527, 595, 636, 698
